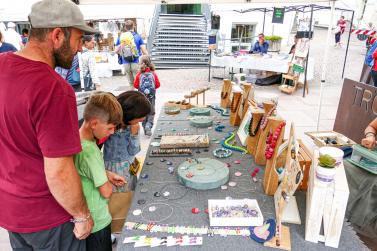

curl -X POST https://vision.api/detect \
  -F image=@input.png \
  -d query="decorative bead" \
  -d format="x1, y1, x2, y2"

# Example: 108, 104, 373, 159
192, 208, 200, 214
133, 209, 142, 216
141, 174, 148, 179
137, 199, 146, 205
228, 181, 237, 187
234, 172, 242, 177
154, 192, 161, 197
234, 160, 241, 164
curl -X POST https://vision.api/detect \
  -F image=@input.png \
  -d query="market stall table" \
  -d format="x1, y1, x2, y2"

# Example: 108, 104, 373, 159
117, 108, 367, 251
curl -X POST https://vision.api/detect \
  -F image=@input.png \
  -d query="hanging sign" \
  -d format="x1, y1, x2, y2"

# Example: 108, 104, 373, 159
272, 8, 285, 24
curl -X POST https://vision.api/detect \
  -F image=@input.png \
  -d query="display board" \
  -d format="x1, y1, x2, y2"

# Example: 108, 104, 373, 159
333, 79, 377, 143
272, 8, 285, 24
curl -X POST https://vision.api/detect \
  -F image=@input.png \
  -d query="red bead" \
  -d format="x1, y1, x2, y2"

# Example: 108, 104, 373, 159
192, 208, 200, 214
254, 168, 260, 173
205, 208, 209, 214
269, 148, 274, 153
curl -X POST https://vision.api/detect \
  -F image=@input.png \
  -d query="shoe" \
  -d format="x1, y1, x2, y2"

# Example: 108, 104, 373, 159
111, 234, 117, 244
144, 128, 152, 136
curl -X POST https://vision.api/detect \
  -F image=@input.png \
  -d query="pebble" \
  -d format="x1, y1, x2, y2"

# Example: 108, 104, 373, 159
228, 181, 237, 187
225, 196, 233, 200
234, 160, 241, 164
203, 149, 209, 152
195, 150, 201, 154
208, 127, 212, 130
160, 158, 166, 162
215, 141, 220, 144
184, 128, 188, 131
141, 174, 148, 179
154, 192, 161, 197
180, 166, 188, 170
149, 206, 157, 212
146, 162, 153, 165
234, 172, 242, 177
221, 185, 228, 190
140, 188, 148, 193
166, 161, 173, 165
132, 209, 142, 216
157, 128, 162, 131
226, 163, 231, 167
137, 199, 146, 205
168, 166, 174, 174
212, 138, 217, 141
150, 142, 160, 147
163, 191, 170, 197
171, 128, 176, 132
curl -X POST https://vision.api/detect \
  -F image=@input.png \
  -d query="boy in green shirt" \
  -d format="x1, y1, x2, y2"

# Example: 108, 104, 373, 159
74, 92, 124, 251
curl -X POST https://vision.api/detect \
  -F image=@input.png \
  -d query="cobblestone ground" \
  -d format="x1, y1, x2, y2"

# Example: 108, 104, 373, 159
0, 28, 368, 250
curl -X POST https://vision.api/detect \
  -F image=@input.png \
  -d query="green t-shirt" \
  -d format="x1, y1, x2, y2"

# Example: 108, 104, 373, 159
74, 140, 112, 233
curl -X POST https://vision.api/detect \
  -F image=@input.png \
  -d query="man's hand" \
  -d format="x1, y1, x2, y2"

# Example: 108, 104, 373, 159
130, 123, 140, 136
106, 171, 126, 187
73, 215, 94, 240
361, 135, 376, 150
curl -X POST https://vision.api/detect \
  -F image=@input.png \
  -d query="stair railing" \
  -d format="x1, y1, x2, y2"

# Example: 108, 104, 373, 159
147, 4, 161, 55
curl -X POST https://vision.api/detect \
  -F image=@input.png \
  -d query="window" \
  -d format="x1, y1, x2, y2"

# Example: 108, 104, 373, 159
231, 23, 255, 51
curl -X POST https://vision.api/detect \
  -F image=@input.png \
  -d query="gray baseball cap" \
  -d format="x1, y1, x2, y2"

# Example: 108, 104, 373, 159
28, 0, 98, 34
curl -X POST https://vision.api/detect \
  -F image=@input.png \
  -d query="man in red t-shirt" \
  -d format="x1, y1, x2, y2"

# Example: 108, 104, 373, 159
335, 16, 347, 47
0, 0, 98, 250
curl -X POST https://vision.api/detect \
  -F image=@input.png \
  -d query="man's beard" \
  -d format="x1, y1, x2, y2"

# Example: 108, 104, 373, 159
54, 38, 75, 69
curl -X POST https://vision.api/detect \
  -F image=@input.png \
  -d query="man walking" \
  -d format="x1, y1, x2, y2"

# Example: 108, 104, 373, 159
116, 20, 148, 86
0, 0, 98, 250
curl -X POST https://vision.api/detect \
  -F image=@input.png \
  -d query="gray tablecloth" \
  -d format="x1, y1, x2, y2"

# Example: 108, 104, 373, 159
117, 109, 368, 251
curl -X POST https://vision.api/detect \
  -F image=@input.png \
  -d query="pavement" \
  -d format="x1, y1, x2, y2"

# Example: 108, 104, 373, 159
0, 28, 370, 250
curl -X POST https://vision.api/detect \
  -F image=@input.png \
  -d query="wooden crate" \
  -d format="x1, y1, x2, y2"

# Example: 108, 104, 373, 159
305, 151, 349, 248
305, 131, 356, 148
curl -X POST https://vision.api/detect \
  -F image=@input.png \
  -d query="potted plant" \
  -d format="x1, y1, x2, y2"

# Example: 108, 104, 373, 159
316, 154, 336, 183
265, 35, 283, 52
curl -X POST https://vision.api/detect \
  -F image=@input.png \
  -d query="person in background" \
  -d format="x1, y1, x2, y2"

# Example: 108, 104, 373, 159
370, 43, 377, 87
249, 33, 269, 54
134, 55, 160, 136
361, 118, 377, 150
334, 16, 347, 48
74, 92, 124, 251
55, 54, 82, 92
81, 35, 101, 91
0, 0, 99, 250
21, 28, 29, 46
116, 20, 148, 86
0, 31, 17, 53
4, 22, 22, 51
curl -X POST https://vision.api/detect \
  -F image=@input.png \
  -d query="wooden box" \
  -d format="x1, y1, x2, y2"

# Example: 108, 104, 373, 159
305, 151, 349, 248
305, 131, 356, 148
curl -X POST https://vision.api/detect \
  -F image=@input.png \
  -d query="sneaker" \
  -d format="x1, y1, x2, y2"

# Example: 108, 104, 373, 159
145, 128, 152, 136
111, 234, 117, 244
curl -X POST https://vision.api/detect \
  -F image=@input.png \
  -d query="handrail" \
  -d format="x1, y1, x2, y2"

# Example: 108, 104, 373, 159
147, 4, 161, 55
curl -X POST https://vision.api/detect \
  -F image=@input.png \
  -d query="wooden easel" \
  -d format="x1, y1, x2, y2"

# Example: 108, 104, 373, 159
263, 119, 286, 195
220, 79, 232, 108
246, 107, 264, 156
254, 102, 277, 166
229, 91, 242, 126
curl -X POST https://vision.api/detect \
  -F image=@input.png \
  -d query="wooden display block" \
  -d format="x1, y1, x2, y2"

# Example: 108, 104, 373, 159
305, 151, 349, 248
220, 79, 232, 108
264, 225, 291, 250
160, 134, 210, 149
263, 119, 286, 195
237, 83, 253, 121
164, 101, 192, 110
246, 107, 264, 156
297, 139, 312, 190
254, 102, 278, 166
229, 92, 242, 126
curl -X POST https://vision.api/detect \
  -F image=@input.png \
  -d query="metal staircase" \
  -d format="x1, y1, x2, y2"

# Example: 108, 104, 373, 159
151, 14, 209, 68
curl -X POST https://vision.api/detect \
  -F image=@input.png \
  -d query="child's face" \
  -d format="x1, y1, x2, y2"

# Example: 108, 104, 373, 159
128, 117, 146, 125
91, 119, 116, 140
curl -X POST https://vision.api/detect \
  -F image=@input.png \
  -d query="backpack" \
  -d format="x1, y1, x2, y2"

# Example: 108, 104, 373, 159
119, 32, 139, 62
138, 72, 156, 99
365, 42, 377, 67
66, 55, 80, 84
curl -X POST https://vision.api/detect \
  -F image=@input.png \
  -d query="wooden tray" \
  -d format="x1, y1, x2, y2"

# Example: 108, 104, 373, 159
305, 131, 356, 148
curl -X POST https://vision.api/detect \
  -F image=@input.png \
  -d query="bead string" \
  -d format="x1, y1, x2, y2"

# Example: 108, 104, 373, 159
221, 132, 248, 154
230, 95, 241, 113
265, 122, 286, 159
213, 148, 233, 158
248, 116, 262, 136
221, 92, 228, 99
140, 202, 175, 223
260, 105, 276, 130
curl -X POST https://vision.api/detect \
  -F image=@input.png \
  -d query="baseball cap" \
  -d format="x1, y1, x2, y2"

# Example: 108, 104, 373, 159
28, 0, 98, 34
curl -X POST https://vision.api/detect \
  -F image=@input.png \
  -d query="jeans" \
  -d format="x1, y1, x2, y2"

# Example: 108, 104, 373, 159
370, 70, 377, 87
142, 97, 155, 130
335, 32, 341, 43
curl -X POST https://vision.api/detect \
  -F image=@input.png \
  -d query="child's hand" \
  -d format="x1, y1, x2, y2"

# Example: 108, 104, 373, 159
106, 171, 127, 187
130, 123, 140, 135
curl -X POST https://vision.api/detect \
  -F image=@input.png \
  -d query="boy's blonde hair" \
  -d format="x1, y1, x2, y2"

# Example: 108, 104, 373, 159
83, 92, 123, 126
139, 55, 155, 72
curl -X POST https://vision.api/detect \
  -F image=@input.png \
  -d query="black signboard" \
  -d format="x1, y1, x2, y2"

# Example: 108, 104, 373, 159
272, 8, 285, 24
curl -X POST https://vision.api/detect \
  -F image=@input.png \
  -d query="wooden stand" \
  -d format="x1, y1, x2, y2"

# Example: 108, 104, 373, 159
229, 91, 242, 126
263, 119, 286, 195
254, 102, 278, 165
238, 83, 253, 120
246, 108, 264, 156
220, 79, 232, 108
184, 87, 210, 107
297, 139, 312, 190
264, 225, 291, 250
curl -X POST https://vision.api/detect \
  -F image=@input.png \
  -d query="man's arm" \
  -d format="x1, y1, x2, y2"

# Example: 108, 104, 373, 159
140, 44, 148, 55
44, 156, 93, 239
361, 118, 377, 149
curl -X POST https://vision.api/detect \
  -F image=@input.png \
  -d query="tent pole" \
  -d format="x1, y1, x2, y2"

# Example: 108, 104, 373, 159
316, 0, 336, 130
303, 4, 314, 98
263, 8, 266, 33
341, 10, 354, 78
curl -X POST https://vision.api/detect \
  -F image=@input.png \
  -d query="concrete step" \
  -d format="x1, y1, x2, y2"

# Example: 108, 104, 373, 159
155, 34, 208, 39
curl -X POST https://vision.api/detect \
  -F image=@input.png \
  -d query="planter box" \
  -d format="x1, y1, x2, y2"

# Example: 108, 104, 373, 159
267, 40, 282, 52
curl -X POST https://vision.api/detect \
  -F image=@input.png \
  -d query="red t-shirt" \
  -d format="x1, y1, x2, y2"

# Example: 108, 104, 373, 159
0, 53, 82, 233
133, 67, 161, 90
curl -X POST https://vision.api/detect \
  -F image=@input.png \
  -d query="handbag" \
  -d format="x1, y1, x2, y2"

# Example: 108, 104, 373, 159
129, 157, 140, 176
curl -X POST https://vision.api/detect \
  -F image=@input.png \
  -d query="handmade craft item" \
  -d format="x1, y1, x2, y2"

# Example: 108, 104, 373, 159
230, 91, 242, 126
220, 79, 232, 108
213, 148, 232, 158
189, 116, 213, 128
265, 122, 286, 159
208, 199, 263, 226
246, 107, 265, 156
238, 83, 253, 120
305, 131, 355, 148
164, 100, 192, 110
208, 105, 230, 116
150, 148, 192, 157
160, 134, 209, 149
305, 151, 349, 248
123, 235, 203, 248
249, 219, 276, 243
221, 132, 248, 154
164, 106, 180, 115
124, 221, 251, 236
184, 86, 210, 106
177, 158, 229, 190
237, 106, 252, 146
189, 107, 211, 116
